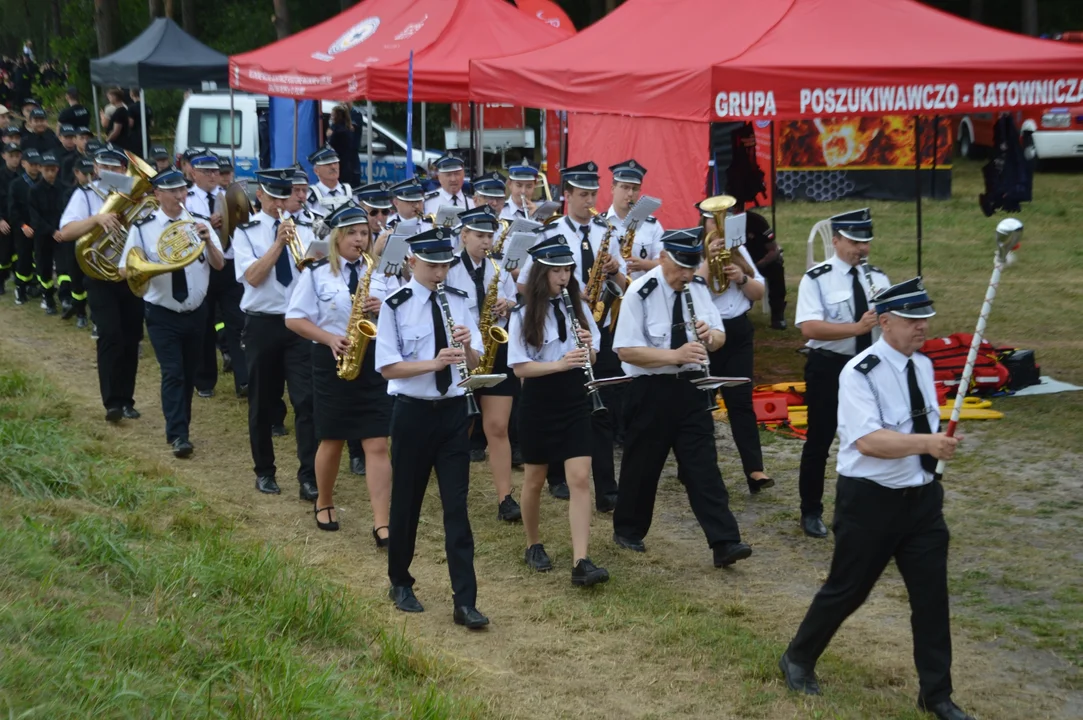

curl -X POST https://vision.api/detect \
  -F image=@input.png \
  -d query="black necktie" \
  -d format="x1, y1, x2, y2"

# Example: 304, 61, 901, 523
517, 207, 526, 217
171, 267, 188, 303
273, 220, 293, 286
551, 298, 567, 342
579, 225, 594, 284
451, 194, 459, 206
850, 267, 872, 353
329, 188, 338, 196
466, 252, 485, 306
346, 261, 360, 295
907, 359, 938, 473
430, 293, 452, 395
670, 292, 687, 350
207, 192, 215, 214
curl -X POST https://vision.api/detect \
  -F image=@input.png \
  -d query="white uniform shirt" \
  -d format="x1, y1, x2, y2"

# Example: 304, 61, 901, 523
59, 183, 104, 228
423, 187, 472, 216
385, 214, 432, 235
606, 205, 663, 281
185, 185, 229, 258
446, 250, 516, 330
370, 271, 405, 302
306, 181, 352, 217
613, 265, 724, 377
836, 338, 940, 489
795, 253, 890, 356
286, 255, 373, 336
507, 296, 601, 366
118, 209, 218, 313
374, 279, 483, 400
233, 210, 315, 314
708, 245, 765, 319
500, 199, 530, 221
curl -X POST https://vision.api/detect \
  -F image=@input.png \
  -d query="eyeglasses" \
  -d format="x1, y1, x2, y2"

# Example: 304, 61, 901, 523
368, 208, 392, 215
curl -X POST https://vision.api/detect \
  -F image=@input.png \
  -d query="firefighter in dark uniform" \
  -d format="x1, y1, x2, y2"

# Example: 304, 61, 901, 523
56, 124, 79, 188
19, 106, 60, 155
56, 156, 94, 326
28, 150, 64, 314
0, 140, 21, 294
9, 147, 41, 304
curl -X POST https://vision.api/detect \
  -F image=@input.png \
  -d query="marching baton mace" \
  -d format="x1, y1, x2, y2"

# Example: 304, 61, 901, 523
936, 218, 1022, 477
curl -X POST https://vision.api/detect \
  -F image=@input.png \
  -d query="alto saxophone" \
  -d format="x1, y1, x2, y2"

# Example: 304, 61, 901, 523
585, 209, 624, 323
336, 252, 379, 381
472, 254, 510, 376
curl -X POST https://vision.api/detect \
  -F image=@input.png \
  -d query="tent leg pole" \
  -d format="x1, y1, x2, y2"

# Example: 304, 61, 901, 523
770, 121, 777, 233
478, 104, 485, 177
469, 101, 476, 177
421, 102, 427, 165
140, 92, 148, 159
930, 115, 940, 199
292, 100, 298, 165
92, 85, 100, 137
229, 88, 236, 167
539, 108, 546, 170
366, 101, 373, 184
915, 115, 923, 277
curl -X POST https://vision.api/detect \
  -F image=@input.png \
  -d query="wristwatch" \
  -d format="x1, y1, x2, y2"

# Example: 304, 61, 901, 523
737, 274, 749, 287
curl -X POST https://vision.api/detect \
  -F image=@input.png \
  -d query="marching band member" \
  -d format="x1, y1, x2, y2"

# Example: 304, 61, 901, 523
509, 234, 609, 586
179, 146, 208, 185
516, 161, 625, 510
374, 226, 489, 629
233, 168, 318, 501
56, 146, 144, 423
423, 154, 472, 215
611, 227, 752, 569
55, 156, 93, 327
355, 181, 393, 239
118, 168, 224, 457
795, 209, 889, 539
386, 177, 430, 232
780, 279, 974, 720
305, 146, 351, 219
447, 205, 520, 522
288, 167, 318, 224
500, 161, 538, 221
606, 159, 663, 281
217, 157, 234, 190
697, 201, 774, 494
285, 203, 392, 543
471, 171, 507, 216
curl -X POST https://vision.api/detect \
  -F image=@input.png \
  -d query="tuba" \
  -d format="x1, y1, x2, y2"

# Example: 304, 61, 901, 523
472, 254, 510, 376
700, 194, 738, 294
337, 252, 379, 381
219, 182, 252, 253
76, 152, 159, 283
125, 219, 207, 297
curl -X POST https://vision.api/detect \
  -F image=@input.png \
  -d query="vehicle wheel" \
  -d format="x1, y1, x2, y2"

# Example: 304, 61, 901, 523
959, 127, 974, 159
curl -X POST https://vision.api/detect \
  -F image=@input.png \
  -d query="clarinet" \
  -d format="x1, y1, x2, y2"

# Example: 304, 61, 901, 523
435, 282, 481, 418
858, 258, 881, 297
682, 281, 717, 411
561, 288, 606, 416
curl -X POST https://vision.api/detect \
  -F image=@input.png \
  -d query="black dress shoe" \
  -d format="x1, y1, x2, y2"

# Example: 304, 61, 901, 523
271, 424, 288, 437
122, 406, 140, 420
801, 514, 829, 538
713, 541, 752, 568
172, 438, 194, 459
779, 652, 821, 695
60, 300, 76, 319
497, 494, 521, 521
236, 384, 248, 398
389, 585, 423, 613
747, 476, 775, 494
350, 456, 366, 475
469, 447, 486, 463
299, 480, 319, 502
314, 505, 339, 532
571, 557, 610, 587
596, 492, 618, 513
548, 482, 570, 500
920, 699, 976, 720
255, 475, 280, 494
197, 389, 215, 399
453, 605, 490, 629
524, 543, 552, 572
372, 526, 389, 549
105, 406, 123, 423
613, 533, 646, 553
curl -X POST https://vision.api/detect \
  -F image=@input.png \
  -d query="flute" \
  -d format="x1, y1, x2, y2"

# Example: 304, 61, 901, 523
435, 282, 481, 418
561, 288, 606, 415
682, 281, 717, 411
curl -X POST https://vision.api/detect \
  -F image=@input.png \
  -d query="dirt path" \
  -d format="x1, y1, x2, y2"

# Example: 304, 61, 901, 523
1, 305, 1077, 720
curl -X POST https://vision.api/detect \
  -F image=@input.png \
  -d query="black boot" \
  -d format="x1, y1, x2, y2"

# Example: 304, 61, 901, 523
42, 289, 57, 316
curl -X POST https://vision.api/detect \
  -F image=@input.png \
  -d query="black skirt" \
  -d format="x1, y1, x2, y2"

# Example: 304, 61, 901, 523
311, 341, 392, 441
518, 369, 592, 465
475, 341, 519, 398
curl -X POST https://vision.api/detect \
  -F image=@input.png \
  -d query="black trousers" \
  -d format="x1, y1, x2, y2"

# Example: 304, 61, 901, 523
788, 476, 953, 706
798, 350, 851, 516
760, 260, 787, 322
242, 313, 316, 484
55, 240, 86, 309
0, 230, 12, 281
387, 396, 478, 607
33, 234, 55, 295
195, 261, 248, 393
145, 302, 207, 443
709, 312, 763, 488
85, 278, 143, 410
13, 233, 34, 288
614, 374, 742, 547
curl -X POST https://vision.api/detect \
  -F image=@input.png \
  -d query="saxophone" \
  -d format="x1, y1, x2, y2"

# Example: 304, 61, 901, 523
585, 209, 623, 323
493, 219, 512, 255
472, 254, 510, 376
336, 252, 379, 381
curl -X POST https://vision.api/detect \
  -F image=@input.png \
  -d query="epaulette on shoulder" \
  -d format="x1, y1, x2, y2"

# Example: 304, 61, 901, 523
309, 258, 329, 269
807, 263, 832, 279
644, 215, 658, 224
592, 215, 609, 228
189, 211, 209, 220
637, 277, 658, 299
386, 286, 412, 309
692, 275, 706, 285
186, 189, 196, 196
133, 213, 156, 226
448, 255, 462, 268
425, 190, 439, 200
490, 251, 504, 261
238, 220, 260, 230
867, 264, 884, 274
443, 285, 468, 298
307, 190, 317, 202
855, 355, 881, 375
294, 219, 313, 228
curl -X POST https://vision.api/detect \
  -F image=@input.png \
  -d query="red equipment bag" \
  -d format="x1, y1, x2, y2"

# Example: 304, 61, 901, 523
920, 334, 1010, 395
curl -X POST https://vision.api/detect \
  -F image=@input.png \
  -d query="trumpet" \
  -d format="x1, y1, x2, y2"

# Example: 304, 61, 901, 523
682, 281, 717, 411
561, 288, 606, 415
277, 209, 313, 271
699, 194, 738, 294
435, 282, 481, 418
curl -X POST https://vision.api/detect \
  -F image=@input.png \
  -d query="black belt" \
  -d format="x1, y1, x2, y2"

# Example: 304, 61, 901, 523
840, 474, 936, 496
147, 302, 200, 316
245, 311, 284, 318
676, 369, 707, 380
395, 394, 466, 407
810, 348, 854, 361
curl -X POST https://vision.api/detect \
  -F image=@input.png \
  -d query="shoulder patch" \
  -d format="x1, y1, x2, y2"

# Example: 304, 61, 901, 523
307, 190, 317, 203
644, 215, 658, 224
425, 190, 439, 200
309, 258, 330, 269
133, 213, 156, 226
386, 287, 412, 309
238, 220, 260, 230
189, 211, 209, 220
868, 265, 884, 274
637, 277, 658, 299
186, 189, 195, 196
443, 285, 468, 298
691, 275, 706, 285
592, 215, 609, 228
855, 355, 881, 375
448, 255, 462, 268
294, 219, 313, 228
807, 264, 832, 279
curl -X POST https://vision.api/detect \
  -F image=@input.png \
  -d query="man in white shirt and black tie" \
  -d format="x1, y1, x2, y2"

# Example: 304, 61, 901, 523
780, 278, 973, 720
305, 146, 352, 219
500, 161, 539, 221
423, 154, 472, 215
119, 168, 224, 458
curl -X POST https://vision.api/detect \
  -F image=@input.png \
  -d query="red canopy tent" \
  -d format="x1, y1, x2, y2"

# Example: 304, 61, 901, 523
229, 0, 568, 101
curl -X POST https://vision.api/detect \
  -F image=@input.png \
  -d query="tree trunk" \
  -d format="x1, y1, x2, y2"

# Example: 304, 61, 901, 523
165, 0, 173, 18
52, 0, 62, 34
1021, 0, 1038, 36
94, 0, 119, 55
181, 0, 196, 35
969, 0, 982, 23
272, 0, 290, 39
149, 0, 162, 18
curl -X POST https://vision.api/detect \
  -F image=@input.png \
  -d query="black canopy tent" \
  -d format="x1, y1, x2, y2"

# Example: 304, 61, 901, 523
89, 18, 228, 157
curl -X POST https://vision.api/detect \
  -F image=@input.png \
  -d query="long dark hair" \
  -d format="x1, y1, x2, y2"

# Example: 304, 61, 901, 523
522, 265, 588, 350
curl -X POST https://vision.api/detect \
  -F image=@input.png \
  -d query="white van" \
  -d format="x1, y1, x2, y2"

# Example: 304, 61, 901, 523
174, 92, 440, 182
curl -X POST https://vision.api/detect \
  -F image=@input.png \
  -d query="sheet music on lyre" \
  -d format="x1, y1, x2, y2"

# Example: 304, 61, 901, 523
507, 218, 542, 236
725, 213, 748, 251
501, 232, 533, 274
435, 205, 462, 228
378, 235, 409, 277
393, 217, 420, 236
624, 195, 662, 231
98, 169, 134, 195
531, 201, 561, 222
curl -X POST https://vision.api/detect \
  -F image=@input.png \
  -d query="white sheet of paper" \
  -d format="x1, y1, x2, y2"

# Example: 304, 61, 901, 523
725, 214, 747, 250
98, 169, 134, 195
379, 235, 409, 276
624, 196, 662, 231
501, 232, 533, 274
531, 201, 561, 222
508, 217, 542, 235
435, 205, 462, 228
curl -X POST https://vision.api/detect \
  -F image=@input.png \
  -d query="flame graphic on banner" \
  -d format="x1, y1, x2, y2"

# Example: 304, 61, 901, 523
779, 115, 953, 170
